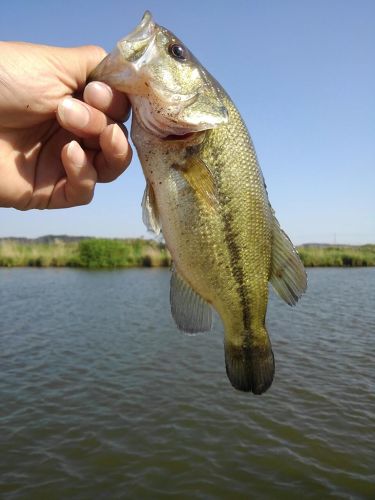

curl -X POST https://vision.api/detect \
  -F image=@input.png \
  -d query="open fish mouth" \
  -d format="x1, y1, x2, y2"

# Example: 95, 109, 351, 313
88, 11, 156, 87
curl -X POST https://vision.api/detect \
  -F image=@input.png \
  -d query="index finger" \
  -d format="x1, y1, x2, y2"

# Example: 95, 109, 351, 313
83, 81, 130, 122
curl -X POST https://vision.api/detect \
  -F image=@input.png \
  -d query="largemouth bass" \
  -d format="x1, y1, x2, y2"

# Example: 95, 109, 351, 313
90, 11, 307, 394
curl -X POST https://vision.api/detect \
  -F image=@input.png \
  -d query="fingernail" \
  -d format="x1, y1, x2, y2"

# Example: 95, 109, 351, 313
110, 124, 129, 157
86, 81, 113, 105
67, 141, 86, 167
59, 98, 90, 129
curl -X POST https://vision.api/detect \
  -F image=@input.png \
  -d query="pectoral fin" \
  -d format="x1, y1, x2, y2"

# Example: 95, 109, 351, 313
178, 157, 218, 210
270, 214, 307, 305
142, 182, 161, 235
170, 267, 212, 333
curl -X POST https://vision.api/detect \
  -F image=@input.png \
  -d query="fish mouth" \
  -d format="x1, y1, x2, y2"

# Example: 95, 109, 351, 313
89, 11, 156, 88
126, 10, 155, 44
118, 11, 155, 64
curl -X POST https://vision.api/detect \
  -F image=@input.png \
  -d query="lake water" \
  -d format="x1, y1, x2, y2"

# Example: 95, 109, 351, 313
0, 268, 374, 499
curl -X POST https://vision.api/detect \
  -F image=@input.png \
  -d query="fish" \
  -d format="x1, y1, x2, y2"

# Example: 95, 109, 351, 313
90, 11, 307, 394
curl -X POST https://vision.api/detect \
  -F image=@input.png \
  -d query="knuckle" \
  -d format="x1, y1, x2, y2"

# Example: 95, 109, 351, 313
18, 192, 49, 211
78, 187, 95, 206
65, 181, 95, 207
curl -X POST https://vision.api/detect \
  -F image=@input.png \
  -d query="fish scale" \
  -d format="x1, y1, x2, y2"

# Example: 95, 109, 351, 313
90, 11, 307, 394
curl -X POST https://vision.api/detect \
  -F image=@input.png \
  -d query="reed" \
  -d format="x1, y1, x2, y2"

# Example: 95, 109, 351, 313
0, 240, 78, 267
0, 238, 171, 268
297, 244, 375, 267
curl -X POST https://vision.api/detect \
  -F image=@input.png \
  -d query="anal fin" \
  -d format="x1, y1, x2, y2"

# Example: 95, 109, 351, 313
170, 267, 212, 333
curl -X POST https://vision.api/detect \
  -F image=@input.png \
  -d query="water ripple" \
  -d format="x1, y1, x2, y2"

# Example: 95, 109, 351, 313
0, 268, 374, 498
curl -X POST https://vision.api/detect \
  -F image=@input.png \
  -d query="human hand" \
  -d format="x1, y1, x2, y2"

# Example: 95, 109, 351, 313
0, 41, 132, 209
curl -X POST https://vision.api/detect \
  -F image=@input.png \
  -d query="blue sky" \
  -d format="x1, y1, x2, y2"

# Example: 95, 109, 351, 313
0, 0, 374, 244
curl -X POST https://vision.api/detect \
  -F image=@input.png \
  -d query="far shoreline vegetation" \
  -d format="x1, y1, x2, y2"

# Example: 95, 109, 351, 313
0, 236, 374, 269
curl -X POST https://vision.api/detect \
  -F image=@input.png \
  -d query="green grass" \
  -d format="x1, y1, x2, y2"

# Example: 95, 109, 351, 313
0, 240, 78, 267
297, 244, 375, 267
0, 238, 171, 268
1, 238, 374, 268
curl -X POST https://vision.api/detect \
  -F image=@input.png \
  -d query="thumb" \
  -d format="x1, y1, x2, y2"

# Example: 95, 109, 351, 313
52, 45, 108, 91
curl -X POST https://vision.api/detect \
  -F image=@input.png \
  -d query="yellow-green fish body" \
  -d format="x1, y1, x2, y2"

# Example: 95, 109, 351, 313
91, 12, 307, 394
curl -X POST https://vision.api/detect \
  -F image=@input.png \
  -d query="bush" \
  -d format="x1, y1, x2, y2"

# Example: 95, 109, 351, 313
28, 257, 46, 267
78, 239, 130, 268
141, 255, 152, 267
0, 256, 14, 267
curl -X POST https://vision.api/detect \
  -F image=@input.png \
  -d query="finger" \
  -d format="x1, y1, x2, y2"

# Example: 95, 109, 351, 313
84, 81, 131, 122
81, 118, 129, 151
75, 45, 107, 81
49, 141, 97, 208
54, 45, 107, 90
57, 97, 111, 139
94, 124, 133, 183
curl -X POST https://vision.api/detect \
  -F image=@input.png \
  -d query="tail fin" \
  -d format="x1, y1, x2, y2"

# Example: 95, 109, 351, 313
224, 340, 275, 395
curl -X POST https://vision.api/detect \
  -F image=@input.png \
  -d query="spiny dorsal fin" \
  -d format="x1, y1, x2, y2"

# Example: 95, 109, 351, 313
170, 266, 212, 333
270, 215, 307, 305
179, 156, 218, 210
141, 181, 161, 235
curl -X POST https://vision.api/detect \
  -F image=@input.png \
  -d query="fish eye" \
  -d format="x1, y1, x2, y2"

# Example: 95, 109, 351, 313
168, 43, 186, 61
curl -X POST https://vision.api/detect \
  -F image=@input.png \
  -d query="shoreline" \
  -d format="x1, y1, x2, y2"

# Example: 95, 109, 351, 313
0, 237, 374, 269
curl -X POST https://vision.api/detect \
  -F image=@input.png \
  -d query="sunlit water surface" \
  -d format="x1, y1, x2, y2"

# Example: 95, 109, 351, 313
0, 268, 374, 499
